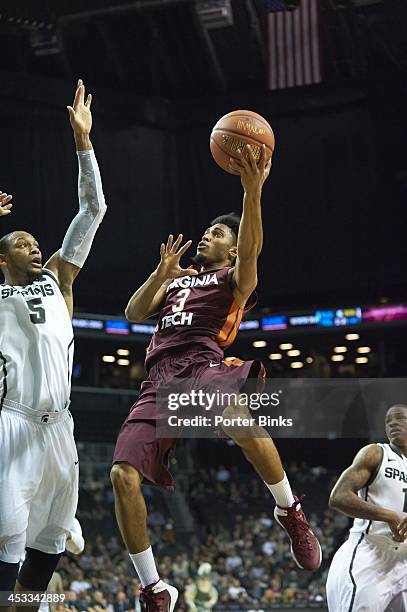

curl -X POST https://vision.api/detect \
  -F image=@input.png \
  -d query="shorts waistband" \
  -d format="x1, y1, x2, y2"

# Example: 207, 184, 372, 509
1, 399, 72, 424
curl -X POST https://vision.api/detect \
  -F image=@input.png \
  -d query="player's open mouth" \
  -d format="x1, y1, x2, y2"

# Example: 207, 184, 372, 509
31, 258, 42, 267
197, 243, 208, 250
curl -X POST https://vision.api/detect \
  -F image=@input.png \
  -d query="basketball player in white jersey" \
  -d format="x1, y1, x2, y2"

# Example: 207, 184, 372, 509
0, 79, 106, 611
327, 404, 407, 612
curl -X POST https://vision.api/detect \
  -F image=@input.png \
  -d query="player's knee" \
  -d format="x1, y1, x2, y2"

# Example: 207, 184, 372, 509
221, 403, 253, 441
110, 463, 142, 494
222, 402, 251, 422
0, 560, 19, 591
18, 548, 62, 591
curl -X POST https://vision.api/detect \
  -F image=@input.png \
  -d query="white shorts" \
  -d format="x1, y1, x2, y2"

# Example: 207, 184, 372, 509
0, 403, 79, 563
326, 534, 407, 612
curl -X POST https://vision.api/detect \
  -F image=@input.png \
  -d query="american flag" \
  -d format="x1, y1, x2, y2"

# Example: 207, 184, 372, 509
266, 0, 322, 90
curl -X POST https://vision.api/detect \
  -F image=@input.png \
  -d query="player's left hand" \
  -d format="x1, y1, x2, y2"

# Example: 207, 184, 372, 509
396, 516, 407, 540
67, 79, 92, 135
0, 191, 13, 216
229, 144, 272, 195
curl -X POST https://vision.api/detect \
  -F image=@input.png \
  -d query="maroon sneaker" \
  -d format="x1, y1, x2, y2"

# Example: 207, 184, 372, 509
139, 579, 178, 612
274, 495, 322, 571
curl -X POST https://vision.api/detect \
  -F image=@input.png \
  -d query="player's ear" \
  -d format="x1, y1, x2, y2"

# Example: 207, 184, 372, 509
229, 245, 237, 262
0, 252, 6, 268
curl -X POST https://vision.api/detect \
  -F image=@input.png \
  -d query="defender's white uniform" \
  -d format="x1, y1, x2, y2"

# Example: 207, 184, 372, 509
327, 443, 407, 612
0, 269, 78, 563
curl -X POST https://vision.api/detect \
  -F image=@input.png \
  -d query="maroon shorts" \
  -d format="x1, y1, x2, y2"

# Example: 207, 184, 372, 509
112, 348, 265, 490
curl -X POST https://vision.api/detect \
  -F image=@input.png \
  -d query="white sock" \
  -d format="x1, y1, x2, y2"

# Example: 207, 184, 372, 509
265, 472, 296, 516
129, 546, 159, 587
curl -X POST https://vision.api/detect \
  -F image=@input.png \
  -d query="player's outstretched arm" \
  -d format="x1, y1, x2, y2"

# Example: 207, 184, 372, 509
45, 79, 107, 318
229, 144, 271, 308
125, 234, 197, 322
0, 191, 13, 216
329, 444, 406, 541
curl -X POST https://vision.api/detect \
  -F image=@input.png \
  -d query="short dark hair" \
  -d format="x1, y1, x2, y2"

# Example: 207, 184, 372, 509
0, 232, 14, 255
210, 212, 241, 243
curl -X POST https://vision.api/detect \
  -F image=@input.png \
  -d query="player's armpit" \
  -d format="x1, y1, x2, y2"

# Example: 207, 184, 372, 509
329, 444, 389, 520
45, 250, 81, 286
230, 258, 258, 308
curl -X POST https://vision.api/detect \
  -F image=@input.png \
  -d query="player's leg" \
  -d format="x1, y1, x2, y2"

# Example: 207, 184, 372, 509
0, 561, 20, 612
111, 419, 178, 610
110, 463, 150, 554
222, 402, 285, 482
15, 549, 62, 612
327, 536, 393, 612
221, 400, 321, 571
386, 591, 407, 612
18, 413, 79, 612
0, 409, 40, 611
326, 539, 356, 611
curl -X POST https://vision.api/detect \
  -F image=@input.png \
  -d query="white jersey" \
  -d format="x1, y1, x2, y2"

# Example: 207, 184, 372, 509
350, 442, 407, 547
0, 269, 74, 412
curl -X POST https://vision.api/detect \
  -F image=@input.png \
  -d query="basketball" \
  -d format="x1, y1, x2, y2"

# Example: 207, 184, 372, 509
210, 110, 275, 175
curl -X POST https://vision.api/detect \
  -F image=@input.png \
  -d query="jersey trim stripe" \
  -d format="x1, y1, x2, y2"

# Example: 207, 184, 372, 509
67, 337, 74, 382
347, 533, 364, 612
365, 445, 384, 487
362, 485, 373, 534
216, 300, 244, 349
42, 268, 59, 286
0, 351, 8, 412
389, 442, 404, 459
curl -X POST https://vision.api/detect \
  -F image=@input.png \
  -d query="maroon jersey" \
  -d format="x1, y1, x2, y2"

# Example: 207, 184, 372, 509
145, 266, 255, 371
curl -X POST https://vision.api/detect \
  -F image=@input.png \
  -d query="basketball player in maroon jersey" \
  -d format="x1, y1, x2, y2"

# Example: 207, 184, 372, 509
111, 145, 321, 611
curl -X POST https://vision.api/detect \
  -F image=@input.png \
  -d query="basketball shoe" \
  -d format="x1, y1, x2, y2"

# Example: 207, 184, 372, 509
139, 579, 178, 612
274, 495, 322, 571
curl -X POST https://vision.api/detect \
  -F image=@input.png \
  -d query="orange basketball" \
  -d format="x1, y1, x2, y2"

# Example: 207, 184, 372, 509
210, 110, 275, 175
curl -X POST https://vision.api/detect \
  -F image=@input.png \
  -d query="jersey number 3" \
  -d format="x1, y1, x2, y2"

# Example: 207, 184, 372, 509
172, 289, 190, 313
27, 298, 46, 324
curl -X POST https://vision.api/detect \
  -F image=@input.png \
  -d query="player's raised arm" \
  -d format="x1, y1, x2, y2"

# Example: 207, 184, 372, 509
45, 79, 107, 317
329, 444, 406, 541
229, 144, 271, 308
0, 191, 13, 216
125, 234, 197, 322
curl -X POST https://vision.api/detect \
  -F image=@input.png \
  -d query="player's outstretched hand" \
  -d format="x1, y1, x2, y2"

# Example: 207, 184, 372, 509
67, 79, 92, 135
155, 234, 198, 280
0, 191, 13, 216
229, 144, 272, 195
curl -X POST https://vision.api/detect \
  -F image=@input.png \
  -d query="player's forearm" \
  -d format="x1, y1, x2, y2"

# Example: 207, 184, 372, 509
125, 272, 166, 322
238, 191, 263, 259
329, 489, 393, 522
60, 149, 107, 268
74, 132, 92, 151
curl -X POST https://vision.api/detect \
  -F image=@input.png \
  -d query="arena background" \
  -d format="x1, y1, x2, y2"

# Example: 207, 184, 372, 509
1, 0, 407, 610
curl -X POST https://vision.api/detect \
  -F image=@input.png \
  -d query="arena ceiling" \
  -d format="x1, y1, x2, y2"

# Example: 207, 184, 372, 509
1, 0, 406, 99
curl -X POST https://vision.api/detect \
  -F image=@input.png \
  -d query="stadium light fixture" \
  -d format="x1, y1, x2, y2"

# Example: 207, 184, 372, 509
355, 357, 369, 364
102, 355, 115, 363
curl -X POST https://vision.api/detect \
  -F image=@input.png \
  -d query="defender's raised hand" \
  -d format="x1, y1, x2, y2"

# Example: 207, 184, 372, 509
0, 191, 13, 216
155, 234, 198, 280
67, 79, 92, 135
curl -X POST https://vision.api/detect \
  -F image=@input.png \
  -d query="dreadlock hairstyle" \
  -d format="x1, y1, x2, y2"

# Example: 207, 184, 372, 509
210, 212, 241, 243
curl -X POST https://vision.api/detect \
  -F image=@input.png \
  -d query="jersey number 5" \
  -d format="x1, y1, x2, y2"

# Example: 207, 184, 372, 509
27, 298, 46, 324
